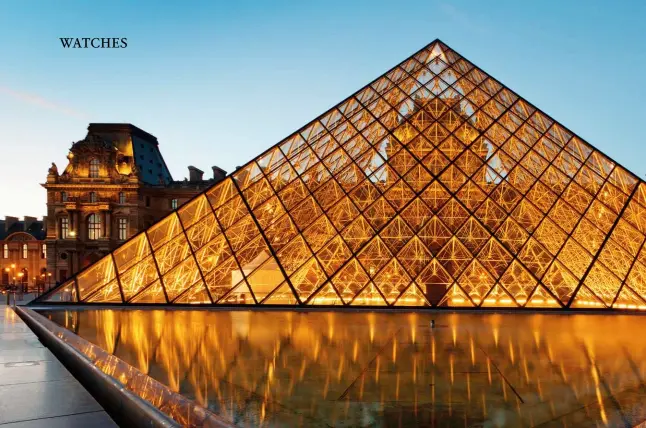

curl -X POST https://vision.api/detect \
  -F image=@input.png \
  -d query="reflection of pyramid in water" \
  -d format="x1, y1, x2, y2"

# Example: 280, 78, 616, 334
39, 40, 646, 309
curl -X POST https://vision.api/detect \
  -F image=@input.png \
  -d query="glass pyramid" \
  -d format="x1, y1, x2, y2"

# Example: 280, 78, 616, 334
38, 40, 646, 310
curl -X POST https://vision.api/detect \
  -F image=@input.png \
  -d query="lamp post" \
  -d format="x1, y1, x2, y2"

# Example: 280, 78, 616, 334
9, 264, 16, 292
3, 267, 9, 303
47, 272, 52, 290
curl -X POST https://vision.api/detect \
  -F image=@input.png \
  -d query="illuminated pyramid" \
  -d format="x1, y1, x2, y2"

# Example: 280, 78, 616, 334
38, 40, 646, 310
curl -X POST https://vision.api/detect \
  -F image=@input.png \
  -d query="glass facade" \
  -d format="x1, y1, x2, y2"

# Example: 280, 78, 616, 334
39, 40, 646, 309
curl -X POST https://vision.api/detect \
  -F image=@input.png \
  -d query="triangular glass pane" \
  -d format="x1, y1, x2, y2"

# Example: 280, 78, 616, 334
203, 257, 244, 302
331, 259, 370, 303
481, 284, 518, 307
525, 285, 560, 308
86, 279, 122, 303
307, 283, 344, 305
42, 281, 77, 302
290, 258, 326, 301
499, 261, 536, 305
438, 284, 473, 307
351, 283, 387, 306
416, 259, 453, 305
395, 283, 430, 306
162, 256, 201, 302
570, 285, 605, 309
541, 261, 579, 306
246, 257, 287, 302
175, 283, 211, 304
612, 286, 646, 310
262, 282, 299, 305
373, 259, 411, 304
76, 255, 116, 300
218, 281, 256, 305
130, 280, 167, 304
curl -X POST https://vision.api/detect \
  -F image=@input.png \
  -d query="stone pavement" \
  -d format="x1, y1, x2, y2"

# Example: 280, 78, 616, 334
0, 306, 117, 427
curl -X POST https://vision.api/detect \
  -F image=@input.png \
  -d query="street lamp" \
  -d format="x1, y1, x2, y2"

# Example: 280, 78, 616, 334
17, 272, 24, 293
47, 272, 52, 290
9, 264, 16, 290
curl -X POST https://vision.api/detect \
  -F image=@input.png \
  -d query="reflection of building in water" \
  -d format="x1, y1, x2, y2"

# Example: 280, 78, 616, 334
48, 309, 646, 427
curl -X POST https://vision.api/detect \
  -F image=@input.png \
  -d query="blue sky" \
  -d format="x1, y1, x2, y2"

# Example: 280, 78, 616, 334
0, 0, 645, 217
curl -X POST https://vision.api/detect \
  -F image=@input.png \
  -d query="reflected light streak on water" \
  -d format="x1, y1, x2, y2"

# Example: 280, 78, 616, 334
39, 309, 646, 427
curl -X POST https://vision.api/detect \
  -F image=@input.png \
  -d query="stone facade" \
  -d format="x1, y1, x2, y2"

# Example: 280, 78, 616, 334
0, 216, 48, 291
42, 123, 225, 287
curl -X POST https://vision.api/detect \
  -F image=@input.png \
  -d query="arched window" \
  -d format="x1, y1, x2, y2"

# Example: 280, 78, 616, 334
41, 244, 47, 259
22, 244, 28, 259
3, 244, 8, 259
87, 214, 102, 240
89, 158, 100, 178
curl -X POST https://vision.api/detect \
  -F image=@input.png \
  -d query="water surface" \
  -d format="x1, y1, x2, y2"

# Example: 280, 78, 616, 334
38, 309, 646, 427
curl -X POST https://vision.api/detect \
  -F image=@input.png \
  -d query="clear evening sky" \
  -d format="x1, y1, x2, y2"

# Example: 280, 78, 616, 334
0, 0, 645, 217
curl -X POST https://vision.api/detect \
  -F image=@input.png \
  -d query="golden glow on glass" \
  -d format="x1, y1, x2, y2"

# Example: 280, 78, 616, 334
41, 39, 646, 311
39, 309, 646, 426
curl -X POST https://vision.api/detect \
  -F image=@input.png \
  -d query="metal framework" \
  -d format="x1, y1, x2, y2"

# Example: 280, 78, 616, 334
37, 40, 646, 309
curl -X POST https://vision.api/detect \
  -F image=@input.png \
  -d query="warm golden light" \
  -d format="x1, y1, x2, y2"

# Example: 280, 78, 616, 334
40, 39, 646, 311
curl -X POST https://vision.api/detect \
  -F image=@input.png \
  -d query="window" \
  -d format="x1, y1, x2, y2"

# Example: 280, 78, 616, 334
3, 244, 7, 259
60, 217, 69, 239
145, 196, 151, 207
89, 192, 97, 203
41, 244, 46, 259
118, 218, 128, 240
119, 192, 126, 204
89, 158, 100, 178
22, 244, 28, 259
61, 191, 67, 202
87, 214, 102, 240
171, 198, 178, 210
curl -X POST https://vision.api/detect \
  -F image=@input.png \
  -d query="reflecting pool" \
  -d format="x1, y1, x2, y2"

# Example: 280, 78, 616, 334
38, 309, 646, 427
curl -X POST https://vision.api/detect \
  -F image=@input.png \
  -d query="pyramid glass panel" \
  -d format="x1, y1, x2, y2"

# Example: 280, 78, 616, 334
36, 39, 646, 311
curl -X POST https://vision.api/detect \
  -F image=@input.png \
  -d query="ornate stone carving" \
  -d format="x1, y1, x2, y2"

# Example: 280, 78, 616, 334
48, 162, 58, 176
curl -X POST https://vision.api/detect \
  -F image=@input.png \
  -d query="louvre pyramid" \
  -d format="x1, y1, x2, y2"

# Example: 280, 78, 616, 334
39, 40, 646, 310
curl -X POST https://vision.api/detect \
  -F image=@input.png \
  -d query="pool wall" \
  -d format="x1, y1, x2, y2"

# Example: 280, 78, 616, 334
15, 306, 233, 428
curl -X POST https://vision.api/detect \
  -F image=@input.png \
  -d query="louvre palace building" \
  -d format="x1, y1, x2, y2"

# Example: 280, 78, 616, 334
43, 123, 226, 285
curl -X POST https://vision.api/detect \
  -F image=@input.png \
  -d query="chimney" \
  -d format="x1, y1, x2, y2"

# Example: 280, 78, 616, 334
24, 216, 36, 232
212, 166, 227, 182
188, 166, 204, 182
5, 216, 18, 233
